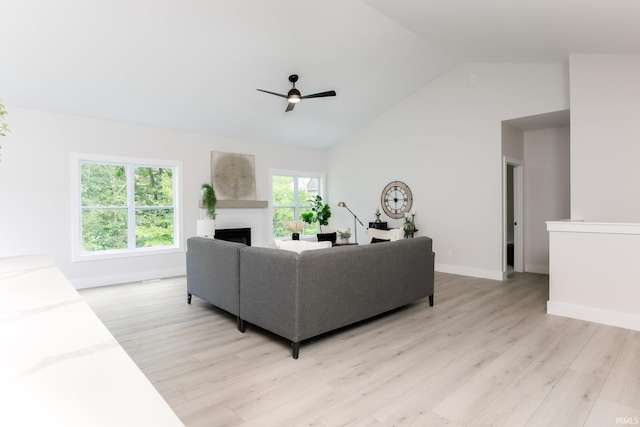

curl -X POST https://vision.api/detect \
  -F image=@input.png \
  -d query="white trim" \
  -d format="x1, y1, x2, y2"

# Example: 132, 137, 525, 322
525, 264, 549, 274
547, 301, 640, 332
546, 219, 640, 234
436, 263, 503, 281
71, 266, 186, 289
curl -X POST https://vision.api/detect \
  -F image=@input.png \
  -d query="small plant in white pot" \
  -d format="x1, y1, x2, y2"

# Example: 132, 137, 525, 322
197, 183, 217, 237
337, 228, 352, 243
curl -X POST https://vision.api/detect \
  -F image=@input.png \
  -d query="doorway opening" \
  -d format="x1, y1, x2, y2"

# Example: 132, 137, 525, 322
504, 157, 523, 276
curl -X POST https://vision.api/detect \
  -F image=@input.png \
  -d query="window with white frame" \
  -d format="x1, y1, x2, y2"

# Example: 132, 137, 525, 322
72, 154, 181, 260
272, 172, 324, 238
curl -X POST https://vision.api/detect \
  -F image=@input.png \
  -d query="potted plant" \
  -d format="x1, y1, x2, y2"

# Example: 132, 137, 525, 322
285, 220, 304, 240
197, 183, 217, 237
403, 211, 416, 238
337, 228, 352, 243
301, 195, 332, 233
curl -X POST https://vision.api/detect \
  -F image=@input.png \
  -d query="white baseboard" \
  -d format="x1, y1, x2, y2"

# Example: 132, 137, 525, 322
435, 263, 503, 281
525, 264, 549, 274
71, 267, 186, 290
547, 300, 640, 332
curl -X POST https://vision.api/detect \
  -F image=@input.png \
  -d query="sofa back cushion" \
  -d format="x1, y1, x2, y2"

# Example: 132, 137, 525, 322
295, 237, 434, 340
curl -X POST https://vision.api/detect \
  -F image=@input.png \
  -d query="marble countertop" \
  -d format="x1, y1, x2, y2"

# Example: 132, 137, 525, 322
0, 255, 184, 426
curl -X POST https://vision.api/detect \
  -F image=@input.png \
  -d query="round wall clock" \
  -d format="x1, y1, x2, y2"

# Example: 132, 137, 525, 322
381, 181, 413, 219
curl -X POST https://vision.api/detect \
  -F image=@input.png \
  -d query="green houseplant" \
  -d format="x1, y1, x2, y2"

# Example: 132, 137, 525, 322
301, 195, 332, 233
200, 183, 217, 219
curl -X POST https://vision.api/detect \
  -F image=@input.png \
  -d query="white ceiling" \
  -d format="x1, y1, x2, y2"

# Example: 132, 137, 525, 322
1, 0, 638, 148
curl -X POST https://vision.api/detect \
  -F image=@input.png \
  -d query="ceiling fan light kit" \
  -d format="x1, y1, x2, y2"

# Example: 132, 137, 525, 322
287, 88, 301, 103
257, 74, 336, 112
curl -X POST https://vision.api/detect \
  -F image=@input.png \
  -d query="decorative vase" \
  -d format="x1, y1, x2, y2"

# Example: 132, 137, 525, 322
197, 219, 216, 238
292, 233, 300, 240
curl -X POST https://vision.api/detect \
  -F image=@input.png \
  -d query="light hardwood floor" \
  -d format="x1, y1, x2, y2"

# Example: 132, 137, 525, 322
80, 272, 640, 426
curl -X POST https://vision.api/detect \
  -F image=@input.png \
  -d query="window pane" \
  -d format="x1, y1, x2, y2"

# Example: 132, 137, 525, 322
273, 176, 294, 206
81, 163, 127, 206
82, 209, 127, 251
136, 209, 175, 248
273, 207, 294, 238
135, 167, 174, 206
298, 177, 319, 207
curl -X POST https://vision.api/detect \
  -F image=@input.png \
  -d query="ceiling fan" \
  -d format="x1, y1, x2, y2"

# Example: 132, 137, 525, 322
257, 74, 336, 112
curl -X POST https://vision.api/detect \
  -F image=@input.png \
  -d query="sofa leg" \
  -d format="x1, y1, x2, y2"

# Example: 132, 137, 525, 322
187, 293, 192, 304
292, 342, 300, 359
429, 295, 434, 306
238, 318, 246, 333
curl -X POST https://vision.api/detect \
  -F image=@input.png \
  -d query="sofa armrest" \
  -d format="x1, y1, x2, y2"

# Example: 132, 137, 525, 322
186, 237, 244, 315
240, 247, 301, 342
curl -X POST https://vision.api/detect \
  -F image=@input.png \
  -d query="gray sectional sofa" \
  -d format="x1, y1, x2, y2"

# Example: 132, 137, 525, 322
186, 236, 435, 358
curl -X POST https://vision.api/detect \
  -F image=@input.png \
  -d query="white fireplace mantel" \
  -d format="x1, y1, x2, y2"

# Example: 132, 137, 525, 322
216, 200, 268, 209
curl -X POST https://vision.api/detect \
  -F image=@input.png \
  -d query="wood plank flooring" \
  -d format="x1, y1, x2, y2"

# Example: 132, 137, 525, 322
80, 272, 640, 426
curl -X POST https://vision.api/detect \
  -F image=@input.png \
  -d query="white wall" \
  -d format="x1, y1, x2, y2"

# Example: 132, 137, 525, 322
0, 108, 327, 288
548, 221, 640, 331
547, 54, 640, 331
571, 54, 640, 221
523, 126, 570, 273
329, 62, 569, 279
501, 122, 524, 162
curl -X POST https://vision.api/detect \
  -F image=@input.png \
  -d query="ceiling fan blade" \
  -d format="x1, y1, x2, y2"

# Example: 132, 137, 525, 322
301, 90, 337, 99
285, 102, 296, 112
256, 89, 288, 99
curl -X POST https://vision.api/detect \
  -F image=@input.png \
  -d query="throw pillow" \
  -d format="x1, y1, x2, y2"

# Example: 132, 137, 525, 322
367, 228, 403, 242
274, 240, 332, 254
371, 237, 391, 243
317, 232, 337, 243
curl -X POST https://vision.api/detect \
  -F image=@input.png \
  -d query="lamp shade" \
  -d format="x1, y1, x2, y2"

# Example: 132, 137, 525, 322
196, 219, 216, 238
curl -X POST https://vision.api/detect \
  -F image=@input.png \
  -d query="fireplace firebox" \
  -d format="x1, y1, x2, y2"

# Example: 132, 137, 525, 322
214, 227, 251, 246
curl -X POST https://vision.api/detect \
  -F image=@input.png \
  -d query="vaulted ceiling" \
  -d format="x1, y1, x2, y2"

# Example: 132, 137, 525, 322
1, 1, 638, 148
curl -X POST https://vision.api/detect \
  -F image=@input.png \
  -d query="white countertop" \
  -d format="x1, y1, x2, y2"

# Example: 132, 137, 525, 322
0, 255, 184, 427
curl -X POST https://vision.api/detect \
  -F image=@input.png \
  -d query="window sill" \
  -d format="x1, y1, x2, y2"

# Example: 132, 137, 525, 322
72, 246, 183, 263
